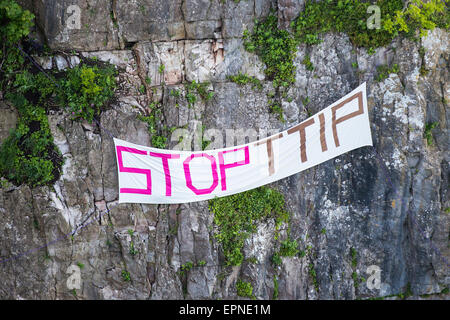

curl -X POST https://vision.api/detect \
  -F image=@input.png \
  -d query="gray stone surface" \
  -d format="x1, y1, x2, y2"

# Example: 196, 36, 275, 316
0, 102, 18, 144
0, 1, 448, 300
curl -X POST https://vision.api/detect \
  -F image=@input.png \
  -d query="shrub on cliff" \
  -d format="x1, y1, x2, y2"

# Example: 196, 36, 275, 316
59, 64, 117, 122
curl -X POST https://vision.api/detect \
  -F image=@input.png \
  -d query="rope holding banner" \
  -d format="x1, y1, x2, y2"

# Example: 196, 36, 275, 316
93, 117, 115, 139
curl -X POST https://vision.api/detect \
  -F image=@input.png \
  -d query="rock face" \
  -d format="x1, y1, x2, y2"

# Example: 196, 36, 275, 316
0, 102, 17, 144
0, 1, 448, 300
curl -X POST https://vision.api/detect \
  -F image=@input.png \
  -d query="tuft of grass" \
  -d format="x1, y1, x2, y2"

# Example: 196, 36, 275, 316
309, 263, 319, 291
375, 63, 399, 81
129, 241, 138, 256
178, 261, 194, 276
273, 276, 279, 300
139, 104, 170, 149
158, 64, 165, 74
423, 121, 438, 146
197, 260, 206, 267
271, 252, 282, 266
185, 80, 215, 108
302, 55, 315, 71
121, 269, 131, 282
350, 247, 358, 268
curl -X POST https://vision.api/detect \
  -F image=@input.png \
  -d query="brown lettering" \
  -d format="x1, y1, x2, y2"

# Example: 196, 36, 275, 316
255, 133, 283, 175
287, 118, 315, 163
318, 113, 327, 152
332, 92, 363, 147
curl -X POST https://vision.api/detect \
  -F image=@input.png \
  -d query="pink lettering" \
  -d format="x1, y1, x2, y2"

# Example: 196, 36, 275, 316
149, 152, 180, 196
116, 146, 151, 195
218, 146, 250, 191
183, 153, 219, 195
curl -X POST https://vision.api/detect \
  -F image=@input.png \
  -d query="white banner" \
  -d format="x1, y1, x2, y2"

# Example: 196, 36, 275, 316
114, 82, 372, 204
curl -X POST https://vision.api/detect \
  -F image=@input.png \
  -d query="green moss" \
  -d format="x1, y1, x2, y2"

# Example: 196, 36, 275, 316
169, 88, 181, 98
236, 279, 254, 299
246, 257, 258, 264
0, 0, 34, 45
405, 282, 413, 298
419, 65, 429, 76
0, 0, 33, 90
209, 186, 289, 266
0, 1, 65, 188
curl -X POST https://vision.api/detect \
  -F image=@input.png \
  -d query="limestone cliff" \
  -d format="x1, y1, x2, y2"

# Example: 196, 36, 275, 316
0, 0, 448, 300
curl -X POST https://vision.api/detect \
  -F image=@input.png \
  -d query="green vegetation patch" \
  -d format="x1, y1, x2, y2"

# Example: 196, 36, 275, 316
0, 1, 118, 188
209, 186, 289, 266
138, 103, 177, 149
60, 64, 117, 122
423, 121, 439, 146
121, 269, 131, 282
243, 14, 297, 88
273, 275, 279, 300
1, 71, 63, 187
279, 239, 299, 257
227, 72, 263, 90
236, 279, 254, 299
375, 63, 399, 81
309, 263, 319, 291
301, 55, 314, 71
292, 0, 448, 49
185, 80, 215, 108
350, 247, 358, 268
